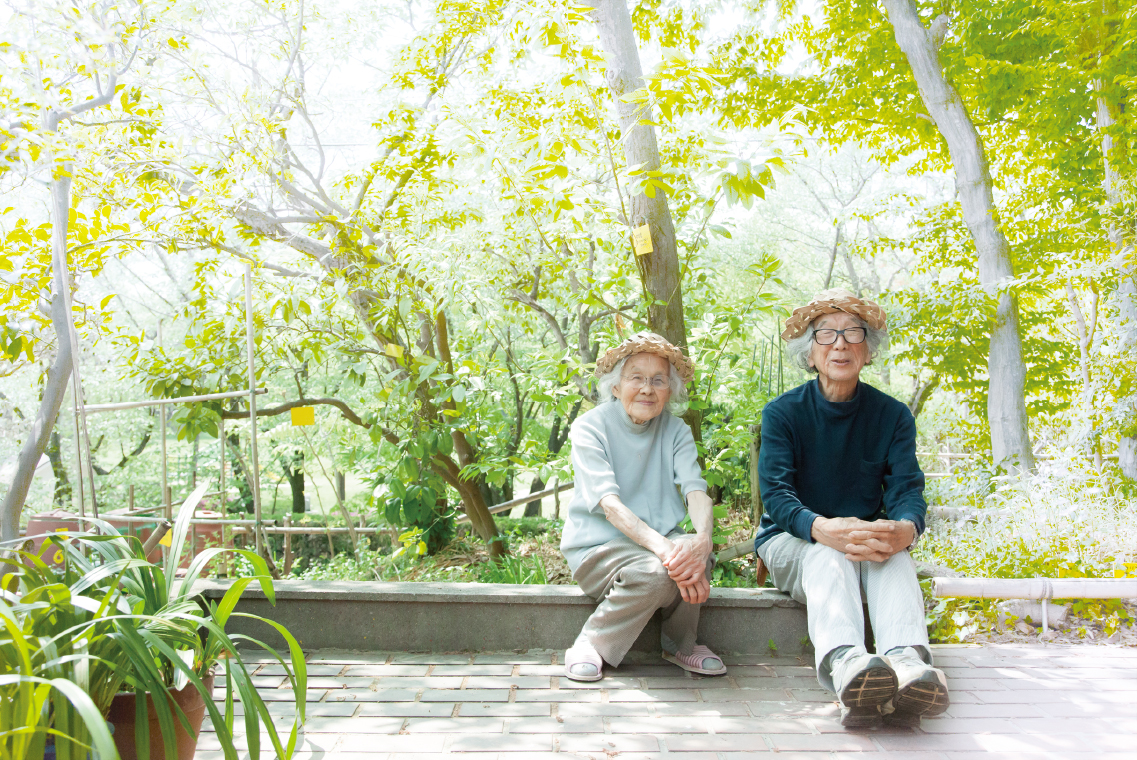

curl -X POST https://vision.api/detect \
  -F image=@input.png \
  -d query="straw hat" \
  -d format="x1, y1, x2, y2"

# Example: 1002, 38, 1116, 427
781, 288, 887, 341
594, 331, 695, 383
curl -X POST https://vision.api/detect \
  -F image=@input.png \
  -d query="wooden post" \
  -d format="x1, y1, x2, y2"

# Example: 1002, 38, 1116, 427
283, 513, 293, 576
749, 424, 763, 526
127, 484, 135, 540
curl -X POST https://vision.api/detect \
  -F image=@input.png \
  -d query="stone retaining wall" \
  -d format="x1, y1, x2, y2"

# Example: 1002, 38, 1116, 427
193, 581, 809, 655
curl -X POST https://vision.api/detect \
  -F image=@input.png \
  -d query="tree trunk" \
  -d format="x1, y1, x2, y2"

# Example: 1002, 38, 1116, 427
881, 0, 1034, 471
46, 430, 72, 508
1097, 88, 1137, 477
282, 454, 306, 514
591, 0, 701, 444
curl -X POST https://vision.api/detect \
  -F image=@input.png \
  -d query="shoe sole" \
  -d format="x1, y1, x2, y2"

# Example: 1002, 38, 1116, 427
839, 665, 898, 707
894, 676, 950, 716
840, 706, 882, 728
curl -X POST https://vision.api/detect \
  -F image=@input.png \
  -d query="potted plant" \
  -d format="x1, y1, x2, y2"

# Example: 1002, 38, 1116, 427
1, 480, 307, 760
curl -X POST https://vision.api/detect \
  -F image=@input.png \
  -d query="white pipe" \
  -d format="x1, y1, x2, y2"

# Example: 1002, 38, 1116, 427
933, 577, 1137, 599
455, 481, 576, 523
244, 265, 263, 556
83, 388, 267, 413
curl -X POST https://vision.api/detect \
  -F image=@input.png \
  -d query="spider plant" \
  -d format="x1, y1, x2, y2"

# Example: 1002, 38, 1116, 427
1, 480, 307, 760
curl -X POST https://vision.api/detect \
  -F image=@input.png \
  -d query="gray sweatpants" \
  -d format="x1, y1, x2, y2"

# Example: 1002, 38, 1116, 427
757, 532, 931, 692
572, 531, 709, 667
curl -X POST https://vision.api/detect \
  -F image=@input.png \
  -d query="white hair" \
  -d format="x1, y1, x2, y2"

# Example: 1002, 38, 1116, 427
595, 356, 689, 416
785, 316, 886, 373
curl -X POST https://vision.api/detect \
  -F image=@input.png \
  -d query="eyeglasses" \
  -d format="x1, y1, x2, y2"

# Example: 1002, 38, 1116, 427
621, 374, 670, 390
812, 327, 867, 345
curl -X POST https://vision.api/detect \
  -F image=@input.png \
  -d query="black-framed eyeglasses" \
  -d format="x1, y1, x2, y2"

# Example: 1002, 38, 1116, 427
812, 327, 867, 345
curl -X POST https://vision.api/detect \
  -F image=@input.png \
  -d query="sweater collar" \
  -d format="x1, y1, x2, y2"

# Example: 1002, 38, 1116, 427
611, 400, 659, 435
809, 377, 862, 416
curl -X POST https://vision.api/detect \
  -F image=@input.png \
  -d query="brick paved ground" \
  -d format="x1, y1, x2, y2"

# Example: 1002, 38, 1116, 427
199, 645, 1136, 760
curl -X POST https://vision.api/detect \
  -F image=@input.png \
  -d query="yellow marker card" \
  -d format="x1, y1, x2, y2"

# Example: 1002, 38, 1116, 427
385, 343, 404, 359
158, 529, 173, 547
632, 224, 653, 256
291, 406, 315, 426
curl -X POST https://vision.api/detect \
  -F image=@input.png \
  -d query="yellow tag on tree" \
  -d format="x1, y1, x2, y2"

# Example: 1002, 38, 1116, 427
632, 224, 653, 256
158, 529, 173, 547
385, 343, 404, 359
291, 406, 315, 426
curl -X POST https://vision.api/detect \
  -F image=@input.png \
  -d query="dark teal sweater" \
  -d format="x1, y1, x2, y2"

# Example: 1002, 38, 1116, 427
755, 378, 927, 550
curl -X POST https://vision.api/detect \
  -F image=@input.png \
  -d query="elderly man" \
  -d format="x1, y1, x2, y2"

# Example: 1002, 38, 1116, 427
756, 289, 948, 728
560, 332, 726, 681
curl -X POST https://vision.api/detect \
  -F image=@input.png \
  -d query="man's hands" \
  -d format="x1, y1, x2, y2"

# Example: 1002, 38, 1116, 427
660, 535, 712, 604
811, 516, 915, 562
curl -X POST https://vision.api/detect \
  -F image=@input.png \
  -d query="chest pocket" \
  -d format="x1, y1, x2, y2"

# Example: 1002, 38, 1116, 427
858, 459, 886, 502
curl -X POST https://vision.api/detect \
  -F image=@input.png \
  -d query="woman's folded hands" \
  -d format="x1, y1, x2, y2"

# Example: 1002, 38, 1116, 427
662, 535, 713, 604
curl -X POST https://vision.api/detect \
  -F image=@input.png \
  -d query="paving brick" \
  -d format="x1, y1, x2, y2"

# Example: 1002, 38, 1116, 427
373, 677, 465, 689
305, 676, 377, 689
404, 718, 505, 733
257, 663, 344, 676
326, 689, 413, 702
973, 734, 1106, 753
555, 702, 650, 716
308, 651, 393, 664
345, 665, 432, 677
612, 664, 688, 676
357, 703, 457, 718
302, 717, 405, 733
873, 733, 989, 751
504, 717, 604, 733
517, 665, 563, 676
389, 654, 474, 664
336, 734, 447, 752
458, 703, 551, 717
607, 689, 697, 702
664, 734, 770, 752
736, 676, 820, 690
1012, 717, 1115, 734
513, 689, 600, 702
449, 733, 551, 751
421, 689, 510, 702
943, 678, 1008, 691
747, 701, 836, 718
703, 688, 790, 702
472, 653, 555, 665
557, 676, 640, 689
723, 665, 778, 677
917, 717, 1021, 734
251, 688, 326, 702
767, 733, 877, 752
557, 734, 659, 752
249, 675, 287, 688
605, 716, 709, 733
708, 717, 813, 734
1034, 701, 1135, 718
1092, 734, 1137, 752
639, 676, 729, 689
466, 676, 550, 689
942, 702, 1045, 718
651, 702, 750, 716
433, 665, 514, 676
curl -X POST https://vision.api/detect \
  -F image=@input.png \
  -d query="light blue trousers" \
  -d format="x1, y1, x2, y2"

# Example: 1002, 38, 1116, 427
757, 532, 930, 692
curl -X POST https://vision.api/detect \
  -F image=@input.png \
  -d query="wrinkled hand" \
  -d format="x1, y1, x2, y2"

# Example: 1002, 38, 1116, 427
812, 517, 914, 563
661, 535, 711, 585
677, 573, 710, 604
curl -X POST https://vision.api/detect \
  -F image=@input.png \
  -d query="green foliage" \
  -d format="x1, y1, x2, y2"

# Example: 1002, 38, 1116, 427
476, 554, 549, 584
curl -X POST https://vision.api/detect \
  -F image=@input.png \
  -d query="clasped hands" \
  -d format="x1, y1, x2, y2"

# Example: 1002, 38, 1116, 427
658, 535, 712, 604
811, 516, 915, 562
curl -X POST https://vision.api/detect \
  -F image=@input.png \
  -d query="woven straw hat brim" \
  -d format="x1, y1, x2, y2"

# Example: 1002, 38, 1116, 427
594, 332, 695, 383
781, 289, 887, 341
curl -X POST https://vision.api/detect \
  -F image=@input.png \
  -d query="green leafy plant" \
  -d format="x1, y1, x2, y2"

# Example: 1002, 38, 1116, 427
1, 481, 309, 760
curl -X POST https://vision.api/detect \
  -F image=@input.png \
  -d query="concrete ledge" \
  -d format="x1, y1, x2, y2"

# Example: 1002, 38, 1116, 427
193, 580, 809, 655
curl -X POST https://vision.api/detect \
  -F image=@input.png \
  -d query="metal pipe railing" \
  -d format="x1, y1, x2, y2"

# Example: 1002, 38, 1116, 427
82, 388, 268, 414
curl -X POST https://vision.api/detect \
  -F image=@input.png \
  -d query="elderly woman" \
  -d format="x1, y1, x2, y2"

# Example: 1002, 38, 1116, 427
756, 289, 948, 728
559, 332, 726, 681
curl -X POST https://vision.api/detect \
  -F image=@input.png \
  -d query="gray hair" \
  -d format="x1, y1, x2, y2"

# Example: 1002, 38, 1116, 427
595, 356, 689, 416
784, 317, 885, 373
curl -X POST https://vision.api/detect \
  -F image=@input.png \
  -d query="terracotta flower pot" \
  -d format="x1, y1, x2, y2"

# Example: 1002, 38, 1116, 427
107, 674, 215, 760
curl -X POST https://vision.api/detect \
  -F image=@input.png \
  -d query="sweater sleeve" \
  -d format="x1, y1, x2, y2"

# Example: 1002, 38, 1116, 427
569, 417, 621, 514
758, 402, 819, 542
672, 419, 708, 497
882, 406, 927, 533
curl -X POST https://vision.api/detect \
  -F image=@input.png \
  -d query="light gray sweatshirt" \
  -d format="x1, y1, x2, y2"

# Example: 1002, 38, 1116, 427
559, 400, 707, 572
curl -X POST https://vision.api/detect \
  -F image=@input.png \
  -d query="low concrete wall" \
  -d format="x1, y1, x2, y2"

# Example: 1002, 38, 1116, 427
193, 580, 809, 655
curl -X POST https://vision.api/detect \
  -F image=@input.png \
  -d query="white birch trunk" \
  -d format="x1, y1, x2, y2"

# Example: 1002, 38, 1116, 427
1, 180, 75, 541
589, 0, 689, 351
1097, 90, 1137, 478
881, 0, 1034, 470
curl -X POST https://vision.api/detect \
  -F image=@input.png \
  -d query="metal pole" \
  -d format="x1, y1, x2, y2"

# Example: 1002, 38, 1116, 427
71, 379, 85, 518
219, 415, 226, 515
157, 322, 170, 523
244, 265, 263, 555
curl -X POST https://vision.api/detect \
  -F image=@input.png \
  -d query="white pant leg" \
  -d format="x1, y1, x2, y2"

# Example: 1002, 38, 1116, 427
760, 535, 867, 681
860, 549, 931, 662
